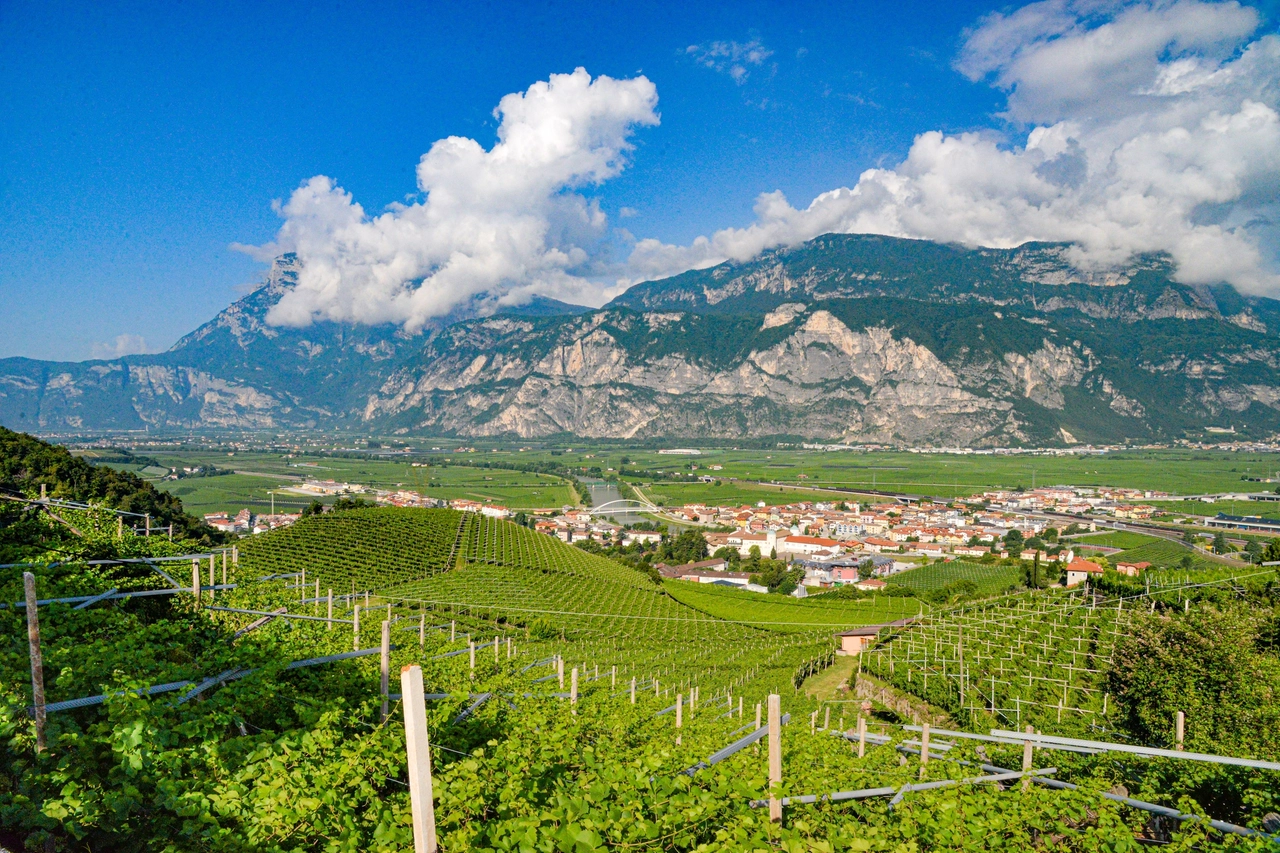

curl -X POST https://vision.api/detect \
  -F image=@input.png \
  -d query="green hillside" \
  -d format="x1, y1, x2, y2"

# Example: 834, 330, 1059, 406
887, 560, 1023, 596
663, 579, 924, 632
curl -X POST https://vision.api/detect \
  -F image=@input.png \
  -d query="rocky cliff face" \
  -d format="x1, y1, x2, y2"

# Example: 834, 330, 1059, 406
4, 235, 1280, 445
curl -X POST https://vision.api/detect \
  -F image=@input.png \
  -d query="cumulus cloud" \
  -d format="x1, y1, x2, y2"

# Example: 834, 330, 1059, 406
634, 0, 1280, 295
685, 39, 774, 84
91, 334, 149, 360
241, 68, 658, 331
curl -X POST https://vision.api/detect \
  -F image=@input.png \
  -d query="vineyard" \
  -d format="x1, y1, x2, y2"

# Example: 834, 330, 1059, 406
886, 560, 1023, 596
5, 505, 1280, 850
860, 590, 1130, 736
663, 579, 925, 632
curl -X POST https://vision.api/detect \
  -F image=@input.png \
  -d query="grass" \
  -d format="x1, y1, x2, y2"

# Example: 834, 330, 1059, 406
637, 480, 859, 507
887, 561, 1022, 595
1069, 531, 1163, 549
101, 451, 575, 514
803, 654, 860, 701
498, 447, 1280, 499
662, 580, 924, 632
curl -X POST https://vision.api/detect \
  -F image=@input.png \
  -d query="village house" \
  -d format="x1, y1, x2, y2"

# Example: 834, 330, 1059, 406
1064, 558, 1105, 587
1115, 560, 1150, 577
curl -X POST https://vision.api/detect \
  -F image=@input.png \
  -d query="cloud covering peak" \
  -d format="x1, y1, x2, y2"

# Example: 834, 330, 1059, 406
632, 0, 1280, 295
242, 68, 658, 331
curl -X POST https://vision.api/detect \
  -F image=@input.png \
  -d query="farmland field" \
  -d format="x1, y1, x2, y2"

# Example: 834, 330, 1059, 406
887, 560, 1023, 596
9, 499, 1280, 850
1068, 530, 1163, 550
663, 579, 925, 632
92, 450, 575, 513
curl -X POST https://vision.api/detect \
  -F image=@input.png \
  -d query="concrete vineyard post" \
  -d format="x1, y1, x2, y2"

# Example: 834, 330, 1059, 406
191, 560, 201, 607
767, 694, 782, 823
300, 568, 305, 605
117, 516, 123, 540
314, 579, 320, 613
450, 621, 455, 642
232, 545, 237, 564
353, 606, 361, 651
738, 696, 743, 718
222, 550, 227, 586
1022, 725, 1034, 791
380, 621, 391, 723
419, 616, 426, 648
168, 524, 173, 541
469, 641, 476, 675
209, 557, 216, 601
24, 573, 46, 752
571, 667, 578, 713
630, 677, 636, 704
1176, 711, 1185, 751
401, 665, 439, 853
494, 635, 500, 664
676, 693, 683, 745
857, 716, 866, 758
810, 710, 817, 734
611, 665, 616, 687
327, 589, 334, 631
557, 657, 564, 689
145, 513, 150, 536
919, 723, 930, 779
824, 707, 830, 730
506, 637, 512, 658
756, 702, 762, 730
654, 678, 659, 698
386, 602, 392, 625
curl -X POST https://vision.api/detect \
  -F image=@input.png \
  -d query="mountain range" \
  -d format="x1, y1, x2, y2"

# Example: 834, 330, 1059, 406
4, 233, 1280, 446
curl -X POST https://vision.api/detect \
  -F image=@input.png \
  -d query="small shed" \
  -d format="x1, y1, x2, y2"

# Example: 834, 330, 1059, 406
834, 617, 916, 655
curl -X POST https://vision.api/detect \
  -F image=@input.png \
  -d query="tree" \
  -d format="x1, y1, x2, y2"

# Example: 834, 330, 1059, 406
1213, 530, 1229, 554
1245, 539, 1263, 563
1263, 538, 1280, 564
301, 500, 325, 517
1183, 527, 1198, 545
712, 545, 741, 565
331, 496, 375, 512
658, 528, 708, 564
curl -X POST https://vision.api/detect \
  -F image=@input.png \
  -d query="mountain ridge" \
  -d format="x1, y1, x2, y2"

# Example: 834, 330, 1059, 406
4, 233, 1280, 446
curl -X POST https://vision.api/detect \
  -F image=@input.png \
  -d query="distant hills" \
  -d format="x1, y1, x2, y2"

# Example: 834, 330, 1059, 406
4, 234, 1280, 446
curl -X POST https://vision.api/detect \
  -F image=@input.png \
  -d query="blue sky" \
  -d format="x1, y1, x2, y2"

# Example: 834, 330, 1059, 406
2, 0, 1277, 360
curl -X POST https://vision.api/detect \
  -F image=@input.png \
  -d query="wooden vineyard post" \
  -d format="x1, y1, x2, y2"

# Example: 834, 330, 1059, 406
738, 696, 743, 718
857, 715, 866, 758
630, 677, 637, 704
919, 723, 930, 779
571, 668, 579, 713
327, 589, 334, 631
191, 559, 201, 607
419, 616, 426, 648
654, 678, 659, 699
557, 657, 564, 689
145, 513, 150, 536
824, 707, 830, 730
691, 687, 697, 712
506, 637, 512, 658
232, 545, 238, 565
117, 515, 123, 540
24, 573, 46, 752
676, 693, 683, 745
810, 710, 817, 734
1022, 725, 1034, 791
386, 602, 392, 625
168, 523, 173, 541
381, 621, 391, 723
611, 665, 616, 687
767, 694, 782, 823
469, 641, 476, 676
450, 621, 455, 642
1176, 711, 1185, 751
353, 605, 361, 651
401, 665, 439, 853
755, 702, 762, 730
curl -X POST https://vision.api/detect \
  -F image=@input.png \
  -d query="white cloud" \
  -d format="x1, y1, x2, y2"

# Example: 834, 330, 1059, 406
685, 39, 774, 84
241, 68, 658, 331
634, 1, 1280, 296
91, 334, 149, 360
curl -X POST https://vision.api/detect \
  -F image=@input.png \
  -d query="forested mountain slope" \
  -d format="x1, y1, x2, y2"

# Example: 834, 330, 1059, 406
5, 236, 1280, 445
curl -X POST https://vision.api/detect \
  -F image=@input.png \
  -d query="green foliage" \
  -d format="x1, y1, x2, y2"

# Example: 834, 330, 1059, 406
888, 561, 1023, 597
1109, 603, 1280, 758
664, 580, 924, 632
